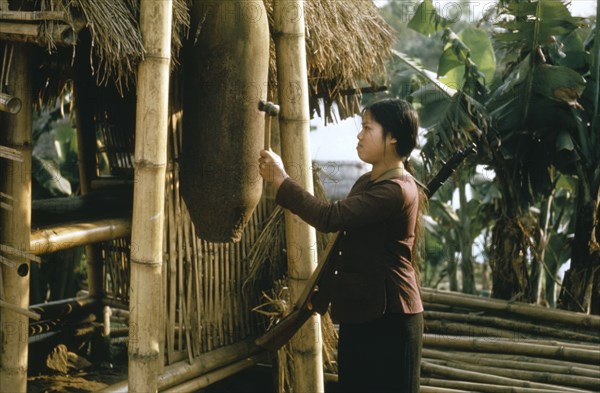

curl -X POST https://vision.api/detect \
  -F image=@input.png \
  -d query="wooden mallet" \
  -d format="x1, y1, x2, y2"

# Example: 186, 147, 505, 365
258, 100, 280, 150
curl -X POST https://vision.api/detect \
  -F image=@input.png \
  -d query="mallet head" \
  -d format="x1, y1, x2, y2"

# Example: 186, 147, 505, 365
258, 100, 280, 116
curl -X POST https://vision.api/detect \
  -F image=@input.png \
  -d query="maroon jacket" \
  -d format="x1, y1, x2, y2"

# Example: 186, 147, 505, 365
276, 168, 423, 324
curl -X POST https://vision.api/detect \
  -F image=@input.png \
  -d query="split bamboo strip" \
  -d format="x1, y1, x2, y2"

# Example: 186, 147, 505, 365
421, 288, 600, 330
29, 218, 131, 255
0, 255, 17, 268
0, 299, 40, 320
421, 362, 588, 392
0, 243, 40, 263
424, 310, 600, 343
167, 170, 176, 362
0, 144, 22, 161
176, 176, 184, 353
423, 349, 600, 378
99, 338, 262, 393
128, 0, 172, 390
182, 204, 194, 360
0, 43, 32, 393
428, 358, 600, 390
423, 334, 600, 364
420, 378, 568, 393
207, 240, 215, 351
274, 1, 323, 389
191, 226, 205, 354
225, 244, 233, 345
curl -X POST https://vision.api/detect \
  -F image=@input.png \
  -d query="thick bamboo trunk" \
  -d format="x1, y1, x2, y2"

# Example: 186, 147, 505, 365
128, 0, 172, 391
273, 1, 324, 392
0, 43, 32, 393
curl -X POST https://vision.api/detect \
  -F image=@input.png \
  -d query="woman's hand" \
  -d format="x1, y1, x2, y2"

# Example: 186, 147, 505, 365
258, 149, 289, 190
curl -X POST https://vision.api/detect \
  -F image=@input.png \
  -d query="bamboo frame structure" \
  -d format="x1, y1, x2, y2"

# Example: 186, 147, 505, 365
127, 0, 172, 390
273, 0, 324, 391
0, 43, 32, 393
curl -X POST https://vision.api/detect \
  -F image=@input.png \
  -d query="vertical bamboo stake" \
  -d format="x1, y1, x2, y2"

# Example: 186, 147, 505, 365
0, 43, 32, 393
273, 1, 324, 392
128, 0, 172, 390
73, 36, 103, 301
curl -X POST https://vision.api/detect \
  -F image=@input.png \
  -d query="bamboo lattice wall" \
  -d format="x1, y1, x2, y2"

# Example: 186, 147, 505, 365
97, 110, 280, 363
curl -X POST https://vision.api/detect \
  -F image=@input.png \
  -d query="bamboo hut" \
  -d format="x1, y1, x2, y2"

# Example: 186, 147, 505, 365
0, 0, 394, 391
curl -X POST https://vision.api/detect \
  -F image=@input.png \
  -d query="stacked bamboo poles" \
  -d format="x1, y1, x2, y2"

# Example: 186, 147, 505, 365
419, 288, 600, 393
273, 0, 324, 392
128, 0, 172, 391
0, 43, 33, 393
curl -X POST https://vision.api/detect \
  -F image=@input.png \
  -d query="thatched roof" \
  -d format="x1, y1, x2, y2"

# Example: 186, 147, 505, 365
1, 0, 394, 120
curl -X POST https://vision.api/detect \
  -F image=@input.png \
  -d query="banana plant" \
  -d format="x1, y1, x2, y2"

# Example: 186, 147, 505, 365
398, 0, 593, 303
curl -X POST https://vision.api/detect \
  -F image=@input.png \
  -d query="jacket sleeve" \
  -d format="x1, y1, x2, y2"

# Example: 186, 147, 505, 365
275, 177, 404, 233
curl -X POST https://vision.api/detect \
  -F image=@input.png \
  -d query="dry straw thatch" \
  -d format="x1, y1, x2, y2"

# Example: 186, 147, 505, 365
5, 0, 394, 120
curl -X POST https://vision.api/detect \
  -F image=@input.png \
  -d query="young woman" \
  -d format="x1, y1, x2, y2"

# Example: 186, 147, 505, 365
258, 98, 423, 392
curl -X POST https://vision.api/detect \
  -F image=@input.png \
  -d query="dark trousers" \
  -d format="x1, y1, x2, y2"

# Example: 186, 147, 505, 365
337, 312, 423, 393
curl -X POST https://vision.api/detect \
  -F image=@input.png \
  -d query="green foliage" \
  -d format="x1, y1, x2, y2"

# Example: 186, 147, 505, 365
407, 0, 452, 36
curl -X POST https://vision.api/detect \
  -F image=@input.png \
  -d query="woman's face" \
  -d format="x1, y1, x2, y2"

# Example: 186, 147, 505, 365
357, 110, 394, 165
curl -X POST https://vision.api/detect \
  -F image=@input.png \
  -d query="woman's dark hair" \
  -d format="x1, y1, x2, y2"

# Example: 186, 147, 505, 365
363, 98, 426, 284
363, 98, 419, 159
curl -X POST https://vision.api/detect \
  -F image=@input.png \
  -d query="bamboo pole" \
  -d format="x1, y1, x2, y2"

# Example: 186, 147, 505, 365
423, 349, 600, 378
273, 0, 324, 391
421, 378, 568, 393
0, 42, 32, 393
73, 33, 104, 306
98, 338, 262, 393
128, 0, 172, 390
423, 334, 600, 364
161, 354, 265, 393
29, 218, 131, 254
420, 386, 470, 393
428, 358, 600, 390
421, 288, 600, 330
424, 310, 600, 343
421, 362, 588, 392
